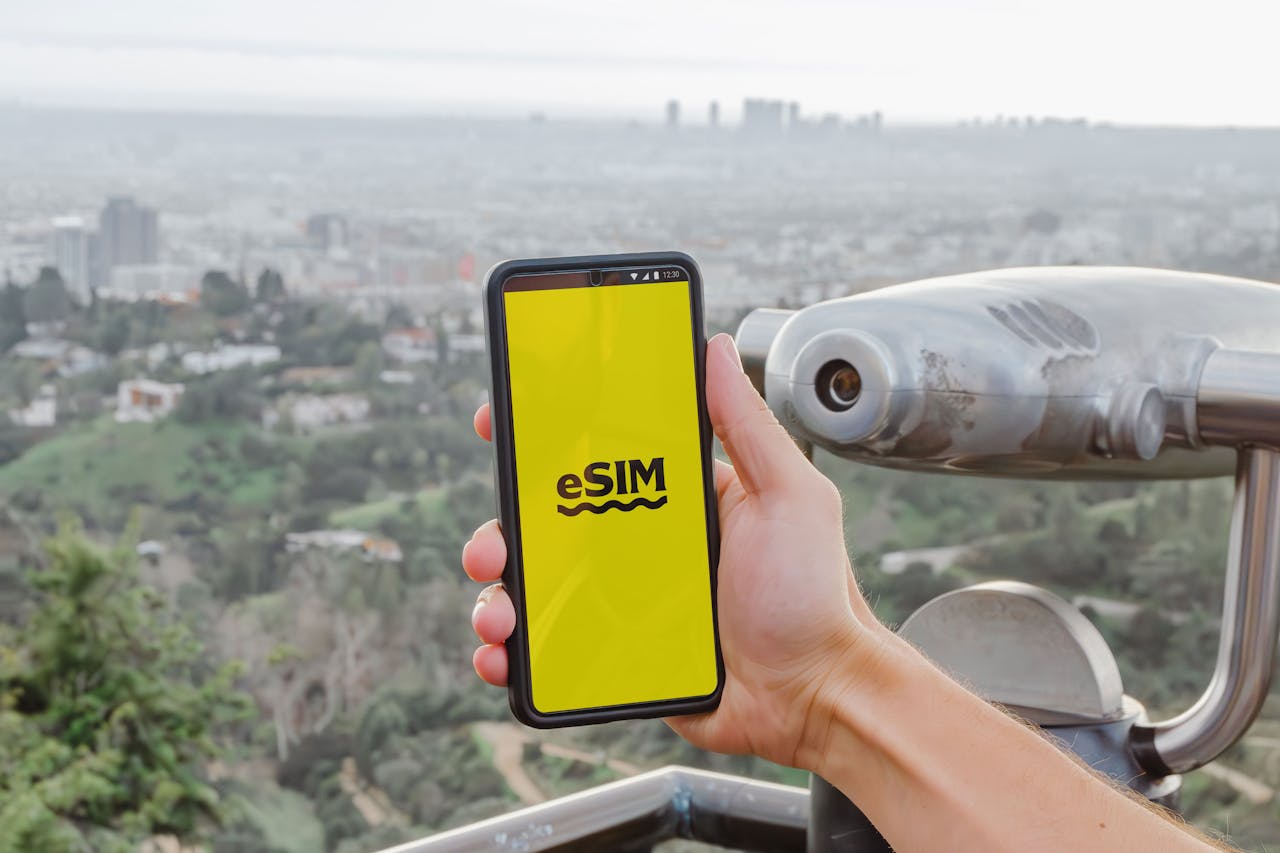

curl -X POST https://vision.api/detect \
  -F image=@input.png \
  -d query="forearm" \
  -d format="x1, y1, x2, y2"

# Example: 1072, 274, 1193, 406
798, 625, 1221, 853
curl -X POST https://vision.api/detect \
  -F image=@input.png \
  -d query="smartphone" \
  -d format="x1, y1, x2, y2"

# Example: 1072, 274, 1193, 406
483, 252, 723, 727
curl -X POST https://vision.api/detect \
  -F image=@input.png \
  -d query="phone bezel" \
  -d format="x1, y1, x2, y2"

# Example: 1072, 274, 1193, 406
483, 251, 724, 728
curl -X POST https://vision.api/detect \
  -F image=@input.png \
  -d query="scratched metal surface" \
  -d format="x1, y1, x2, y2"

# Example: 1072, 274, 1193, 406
755, 267, 1280, 479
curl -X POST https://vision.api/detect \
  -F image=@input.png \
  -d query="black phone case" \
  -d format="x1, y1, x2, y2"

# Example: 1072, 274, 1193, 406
482, 251, 724, 728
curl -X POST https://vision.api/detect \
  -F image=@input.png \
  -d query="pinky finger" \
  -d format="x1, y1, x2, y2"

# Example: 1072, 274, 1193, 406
474, 404, 492, 442
473, 643, 509, 686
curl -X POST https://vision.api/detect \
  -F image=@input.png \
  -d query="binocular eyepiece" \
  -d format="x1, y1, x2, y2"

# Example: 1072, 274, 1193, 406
737, 266, 1280, 478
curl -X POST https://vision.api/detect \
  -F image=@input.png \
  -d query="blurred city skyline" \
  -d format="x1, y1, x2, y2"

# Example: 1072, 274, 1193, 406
4, 0, 1280, 125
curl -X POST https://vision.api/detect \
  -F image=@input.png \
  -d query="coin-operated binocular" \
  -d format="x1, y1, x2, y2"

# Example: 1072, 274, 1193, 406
738, 267, 1280, 851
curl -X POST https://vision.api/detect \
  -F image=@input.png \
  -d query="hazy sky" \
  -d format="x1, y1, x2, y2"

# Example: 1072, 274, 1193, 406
3, 0, 1279, 125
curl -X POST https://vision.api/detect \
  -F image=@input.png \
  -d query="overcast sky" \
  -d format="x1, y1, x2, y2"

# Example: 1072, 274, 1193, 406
3, 0, 1278, 125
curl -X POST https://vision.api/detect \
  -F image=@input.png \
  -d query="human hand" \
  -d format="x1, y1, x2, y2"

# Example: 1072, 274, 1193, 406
462, 333, 889, 769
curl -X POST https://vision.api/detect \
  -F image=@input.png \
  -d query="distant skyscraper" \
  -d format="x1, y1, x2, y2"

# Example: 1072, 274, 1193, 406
666, 99, 680, 128
50, 216, 91, 301
307, 213, 349, 252
709, 100, 720, 128
97, 196, 159, 287
742, 98, 785, 134
788, 101, 801, 128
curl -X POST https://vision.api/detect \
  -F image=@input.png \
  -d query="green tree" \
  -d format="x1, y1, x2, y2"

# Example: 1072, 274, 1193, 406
273, 302, 380, 367
1098, 518, 1130, 544
23, 266, 73, 324
0, 359, 43, 406
893, 562, 961, 616
1123, 606, 1174, 668
407, 546, 449, 583
94, 309, 132, 356
176, 367, 263, 423
0, 281, 27, 351
200, 270, 251, 317
383, 304, 414, 330
433, 318, 449, 365
0, 526, 251, 851
255, 268, 285, 303
353, 341, 385, 386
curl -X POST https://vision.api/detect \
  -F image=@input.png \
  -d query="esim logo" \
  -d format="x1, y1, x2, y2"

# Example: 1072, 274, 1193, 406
555, 457, 667, 516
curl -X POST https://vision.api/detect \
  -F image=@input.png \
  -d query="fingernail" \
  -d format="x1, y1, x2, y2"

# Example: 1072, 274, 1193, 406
711, 333, 742, 371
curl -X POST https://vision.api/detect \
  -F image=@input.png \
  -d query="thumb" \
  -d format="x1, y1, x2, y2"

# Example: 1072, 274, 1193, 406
705, 333, 813, 497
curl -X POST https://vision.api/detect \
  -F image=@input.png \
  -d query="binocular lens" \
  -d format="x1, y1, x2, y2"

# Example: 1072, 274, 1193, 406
816, 360, 862, 411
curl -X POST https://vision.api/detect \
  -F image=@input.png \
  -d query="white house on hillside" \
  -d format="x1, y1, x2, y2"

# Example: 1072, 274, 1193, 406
12, 338, 106, 377
285, 529, 403, 563
448, 333, 486, 358
381, 328, 437, 364
181, 344, 281, 375
116, 379, 184, 423
9, 385, 57, 428
263, 393, 371, 433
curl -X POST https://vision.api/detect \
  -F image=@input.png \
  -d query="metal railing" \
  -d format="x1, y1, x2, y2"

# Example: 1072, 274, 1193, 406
385, 766, 808, 852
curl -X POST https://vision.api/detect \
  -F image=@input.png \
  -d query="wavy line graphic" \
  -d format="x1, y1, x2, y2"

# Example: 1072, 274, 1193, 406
557, 495, 668, 516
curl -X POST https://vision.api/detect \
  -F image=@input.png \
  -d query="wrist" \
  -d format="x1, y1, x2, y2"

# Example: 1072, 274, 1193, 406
794, 616, 905, 776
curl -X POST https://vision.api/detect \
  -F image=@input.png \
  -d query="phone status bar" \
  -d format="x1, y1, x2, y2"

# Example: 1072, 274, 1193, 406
606, 267, 688, 286
504, 265, 689, 292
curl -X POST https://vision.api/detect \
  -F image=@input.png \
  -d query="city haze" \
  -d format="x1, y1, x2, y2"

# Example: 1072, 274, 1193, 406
4, 0, 1280, 124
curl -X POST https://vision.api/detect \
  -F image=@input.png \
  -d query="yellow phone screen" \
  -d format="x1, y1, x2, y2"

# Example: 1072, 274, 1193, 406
503, 272, 719, 714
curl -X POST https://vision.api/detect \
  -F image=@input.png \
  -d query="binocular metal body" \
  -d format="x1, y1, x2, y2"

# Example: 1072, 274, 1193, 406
741, 266, 1280, 851
738, 266, 1280, 477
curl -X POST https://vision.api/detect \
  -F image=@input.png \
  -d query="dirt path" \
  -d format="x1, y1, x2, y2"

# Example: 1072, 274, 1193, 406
472, 721, 647, 805
540, 741, 641, 776
473, 721, 547, 805
1201, 762, 1275, 805
340, 756, 410, 826
879, 543, 969, 576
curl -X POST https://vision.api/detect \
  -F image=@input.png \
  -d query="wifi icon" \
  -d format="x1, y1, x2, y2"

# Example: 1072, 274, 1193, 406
630, 273, 639, 281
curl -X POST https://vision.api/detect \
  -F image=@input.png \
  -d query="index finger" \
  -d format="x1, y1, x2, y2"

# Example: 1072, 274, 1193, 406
705, 333, 811, 497
474, 403, 492, 442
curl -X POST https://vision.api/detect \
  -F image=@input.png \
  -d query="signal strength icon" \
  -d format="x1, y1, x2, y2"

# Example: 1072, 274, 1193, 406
642, 272, 650, 281
630, 272, 638, 280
